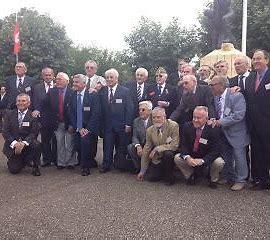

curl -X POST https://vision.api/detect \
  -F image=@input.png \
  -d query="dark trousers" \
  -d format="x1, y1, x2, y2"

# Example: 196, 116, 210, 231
103, 129, 130, 170
91, 135, 98, 162
250, 129, 270, 184
127, 143, 141, 170
75, 132, 97, 169
145, 150, 175, 182
0, 109, 6, 131
40, 127, 57, 165
6, 142, 41, 174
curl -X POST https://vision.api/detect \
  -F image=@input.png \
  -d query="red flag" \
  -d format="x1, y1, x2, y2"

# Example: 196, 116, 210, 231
13, 22, 21, 54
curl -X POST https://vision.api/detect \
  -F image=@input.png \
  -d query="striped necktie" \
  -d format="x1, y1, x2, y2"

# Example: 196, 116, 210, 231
137, 85, 142, 101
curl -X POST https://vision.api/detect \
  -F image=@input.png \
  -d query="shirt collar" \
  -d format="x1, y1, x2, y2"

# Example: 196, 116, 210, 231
17, 76, 25, 81
18, 109, 28, 115
257, 67, 268, 79
137, 82, 144, 88
110, 84, 118, 92
220, 88, 228, 99
242, 71, 250, 77
89, 74, 96, 81
78, 87, 86, 95
157, 83, 166, 88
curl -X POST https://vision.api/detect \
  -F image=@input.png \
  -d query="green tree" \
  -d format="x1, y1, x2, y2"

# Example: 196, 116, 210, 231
124, 17, 199, 80
0, 8, 72, 80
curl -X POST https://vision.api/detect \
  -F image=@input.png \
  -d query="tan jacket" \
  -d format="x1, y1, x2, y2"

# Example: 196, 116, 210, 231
141, 119, 179, 171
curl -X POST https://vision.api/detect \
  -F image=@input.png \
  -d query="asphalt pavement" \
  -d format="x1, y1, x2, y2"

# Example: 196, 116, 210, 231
0, 135, 269, 239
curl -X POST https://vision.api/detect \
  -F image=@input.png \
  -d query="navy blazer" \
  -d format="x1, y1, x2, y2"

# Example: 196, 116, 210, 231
40, 87, 73, 130
99, 85, 134, 132
5, 75, 35, 109
69, 91, 100, 136
0, 94, 8, 110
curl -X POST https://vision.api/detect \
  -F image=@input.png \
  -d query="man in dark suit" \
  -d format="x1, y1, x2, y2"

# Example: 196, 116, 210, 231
69, 74, 100, 176
167, 58, 189, 86
99, 68, 134, 173
123, 67, 150, 119
5, 62, 35, 109
41, 72, 76, 169
0, 85, 8, 131
127, 101, 153, 173
32, 67, 56, 167
2, 93, 41, 176
170, 75, 215, 127
174, 106, 224, 188
146, 67, 177, 117
244, 49, 270, 190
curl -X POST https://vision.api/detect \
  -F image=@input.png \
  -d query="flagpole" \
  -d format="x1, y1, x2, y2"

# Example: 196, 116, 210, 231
15, 12, 19, 63
241, 0, 247, 55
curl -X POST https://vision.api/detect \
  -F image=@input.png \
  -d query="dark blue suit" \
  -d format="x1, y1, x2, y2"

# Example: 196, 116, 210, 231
99, 85, 134, 170
69, 91, 100, 169
5, 75, 35, 109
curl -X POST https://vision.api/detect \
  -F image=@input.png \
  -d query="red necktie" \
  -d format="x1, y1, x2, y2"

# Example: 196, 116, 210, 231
255, 73, 261, 92
58, 89, 64, 121
193, 128, 203, 152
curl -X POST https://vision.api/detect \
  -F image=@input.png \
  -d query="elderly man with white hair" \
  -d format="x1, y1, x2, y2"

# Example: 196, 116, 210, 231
124, 67, 150, 118
99, 68, 134, 173
41, 72, 76, 169
127, 101, 153, 173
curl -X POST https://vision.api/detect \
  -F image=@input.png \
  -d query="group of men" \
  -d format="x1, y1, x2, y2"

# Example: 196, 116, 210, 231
1, 49, 269, 191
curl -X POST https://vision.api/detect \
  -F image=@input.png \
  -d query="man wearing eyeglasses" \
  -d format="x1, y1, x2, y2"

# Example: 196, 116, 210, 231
146, 67, 177, 117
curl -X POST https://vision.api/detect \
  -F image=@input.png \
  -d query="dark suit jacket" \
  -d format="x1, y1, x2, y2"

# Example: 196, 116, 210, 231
181, 122, 220, 165
170, 85, 215, 126
69, 91, 100, 136
5, 75, 35, 109
168, 71, 180, 86
146, 83, 177, 117
132, 116, 153, 146
0, 94, 8, 110
244, 69, 270, 137
99, 85, 134, 132
32, 82, 49, 110
2, 109, 40, 157
40, 87, 73, 130
123, 80, 150, 119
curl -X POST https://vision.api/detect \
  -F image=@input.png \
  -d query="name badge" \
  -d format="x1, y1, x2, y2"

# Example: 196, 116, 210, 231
22, 122, 30, 127
25, 86, 31, 92
115, 99, 122, 103
166, 137, 172, 144
199, 138, 208, 145
84, 107, 91, 111
265, 83, 270, 90
224, 107, 231, 115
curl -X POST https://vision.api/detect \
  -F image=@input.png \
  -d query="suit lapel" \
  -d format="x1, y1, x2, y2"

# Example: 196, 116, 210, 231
257, 69, 270, 93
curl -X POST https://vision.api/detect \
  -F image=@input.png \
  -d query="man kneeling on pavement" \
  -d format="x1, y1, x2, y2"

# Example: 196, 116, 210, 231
2, 93, 41, 176
174, 106, 225, 188
137, 107, 179, 186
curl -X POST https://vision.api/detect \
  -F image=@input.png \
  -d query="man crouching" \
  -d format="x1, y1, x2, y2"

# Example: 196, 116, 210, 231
2, 93, 41, 176
137, 107, 179, 186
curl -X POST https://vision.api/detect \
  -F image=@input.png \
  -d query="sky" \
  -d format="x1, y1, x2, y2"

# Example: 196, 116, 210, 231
1, 0, 208, 50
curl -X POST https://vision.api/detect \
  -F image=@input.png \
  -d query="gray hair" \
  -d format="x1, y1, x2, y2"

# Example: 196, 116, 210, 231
85, 60, 98, 69
139, 101, 152, 110
56, 72, 69, 82
105, 68, 119, 79
136, 68, 148, 77
194, 106, 209, 117
183, 74, 197, 82
73, 74, 87, 83
211, 75, 229, 88
152, 107, 166, 116
16, 93, 30, 102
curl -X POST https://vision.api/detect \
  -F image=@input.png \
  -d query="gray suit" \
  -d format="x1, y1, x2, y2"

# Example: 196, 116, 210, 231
218, 89, 249, 183
127, 117, 152, 171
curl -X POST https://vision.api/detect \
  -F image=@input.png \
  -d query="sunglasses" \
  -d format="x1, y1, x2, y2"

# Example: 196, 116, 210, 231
155, 74, 163, 78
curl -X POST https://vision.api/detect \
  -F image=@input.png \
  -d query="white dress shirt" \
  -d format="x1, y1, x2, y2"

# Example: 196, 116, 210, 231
16, 76, 25, 88
108, 84, 118, 99
137, 82, 145, 99
220, 88, 228, 118
238, 71, 250, 90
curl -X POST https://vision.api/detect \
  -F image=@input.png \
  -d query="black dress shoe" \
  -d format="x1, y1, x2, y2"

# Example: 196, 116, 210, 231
67, 165, 75, 170
99, 167, 110, 173
164, 179, 175, 186
208, 181, 218, 189
186, 174, 196, 185
32, 168, 41, 176
81, 168, 90, 176
250, 182, 270, 191
90, 161, 98, 168
57, 166, 65, 170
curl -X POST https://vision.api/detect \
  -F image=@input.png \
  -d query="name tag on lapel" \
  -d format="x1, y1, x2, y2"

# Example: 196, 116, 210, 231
22, 122, 30, 127
83, 107, 91, 111
265, 83, 270, 90
199, 138, 208, 145
25, 86, 31, 92
224, 107, 231, 115
115, 99, 122, 103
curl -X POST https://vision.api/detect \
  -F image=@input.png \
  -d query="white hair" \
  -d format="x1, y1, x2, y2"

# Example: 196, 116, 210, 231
152, 107, 166, 116
85, 60, 98, 69
136, 68, 148, 77
105, 68, 119, 79
139, 101, 152, 110
56, 72, 69, 82
73, 74, 87, 83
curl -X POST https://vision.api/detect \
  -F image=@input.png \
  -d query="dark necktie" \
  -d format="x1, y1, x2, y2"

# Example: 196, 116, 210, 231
157, 85, 162, 96
238, 75, 244, 90
46, 82, 52, 93
193, 128, 203, 152
109, 88, 113, 104
77, 93, 83, 130
137, 85, 142, 101
18, 111, 24, 127
255, 73, 262, 92
215, 96, 222, 119
18, 78, 24, 93
58, 89, 64, 121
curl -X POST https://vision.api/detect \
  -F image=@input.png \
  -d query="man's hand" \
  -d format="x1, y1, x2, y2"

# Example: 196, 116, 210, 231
32, 110, 40, 118
14, 142, 25, 155
194, 158, 204, 166
136, 145, 143, 157
157, 101, 169, 108
89, 88, 97, 93
230, 86, 241, 93
68, 126, 75, 134
95, 83, 103, 91
79, 128, 89, 137
149, 149, 157, 160
125, 125, 132, 133
208, 118, 221, 128
137, 172, 144, 181
186, 157, 198, 167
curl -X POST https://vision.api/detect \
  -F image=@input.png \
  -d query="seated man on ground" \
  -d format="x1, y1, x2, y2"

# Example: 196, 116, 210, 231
137, 107, 179, 186
2, 93, 41, 176
174, 106, 224, 188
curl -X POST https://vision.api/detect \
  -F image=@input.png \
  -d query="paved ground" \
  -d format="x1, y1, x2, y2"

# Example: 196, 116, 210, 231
0, 135, 269, 239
